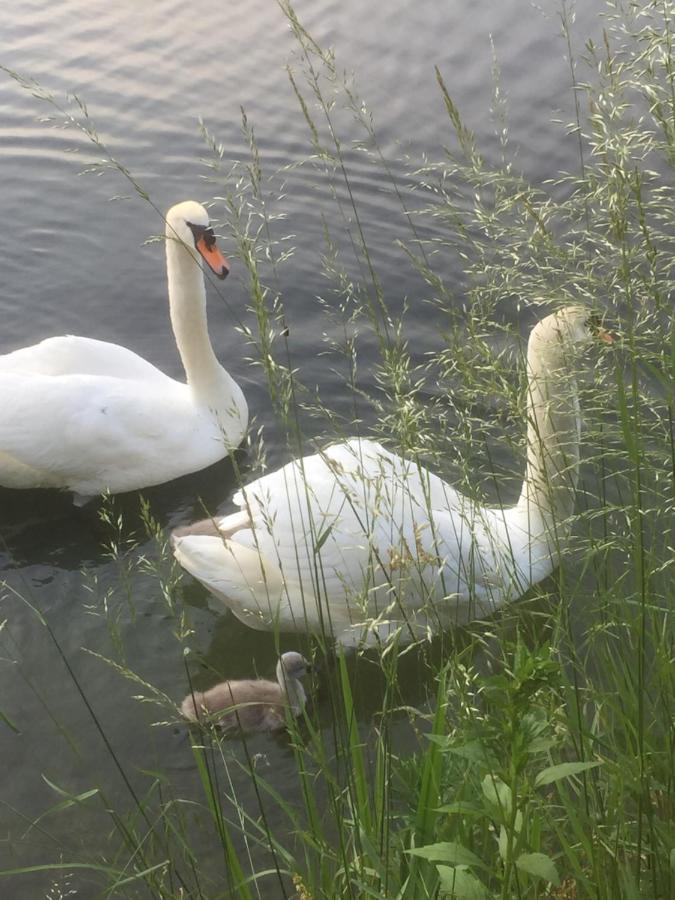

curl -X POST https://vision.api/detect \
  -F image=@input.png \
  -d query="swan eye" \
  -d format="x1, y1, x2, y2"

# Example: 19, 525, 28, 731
202, 227, 217, 250
186, 220, 215, 248
585, 313, 601, 333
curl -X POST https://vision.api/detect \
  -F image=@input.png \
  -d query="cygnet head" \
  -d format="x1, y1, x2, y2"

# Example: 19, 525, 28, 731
277, 651, 312, 683
165, 200, 229, 279
276, 652, 312, 717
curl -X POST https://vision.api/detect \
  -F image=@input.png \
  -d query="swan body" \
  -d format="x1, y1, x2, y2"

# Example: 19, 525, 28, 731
181, 651, 311, 733
172, 308, 609, 646
0, 201, 247, 498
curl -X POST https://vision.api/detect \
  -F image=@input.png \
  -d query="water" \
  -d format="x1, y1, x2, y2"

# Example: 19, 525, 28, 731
0, 0, 608, 894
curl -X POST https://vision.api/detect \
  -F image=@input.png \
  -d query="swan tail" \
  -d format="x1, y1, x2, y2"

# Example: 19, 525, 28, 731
170, 509, 250, 545
172, 534, 285, 631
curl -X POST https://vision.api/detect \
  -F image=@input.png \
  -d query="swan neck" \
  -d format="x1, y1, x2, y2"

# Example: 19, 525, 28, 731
517, 333, 581, 544
277, 666, 307, 716
166, 235, 224, 401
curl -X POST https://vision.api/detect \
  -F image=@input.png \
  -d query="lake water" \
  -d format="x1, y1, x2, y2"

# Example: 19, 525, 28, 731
0, 0, 609, 896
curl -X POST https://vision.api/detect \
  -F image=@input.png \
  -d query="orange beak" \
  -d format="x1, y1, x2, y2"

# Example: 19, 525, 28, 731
196, 235, 230, 280
597, 326, 614, 344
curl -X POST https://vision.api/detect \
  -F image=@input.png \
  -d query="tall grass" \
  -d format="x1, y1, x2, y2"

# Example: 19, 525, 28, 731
1, 0, 673, 897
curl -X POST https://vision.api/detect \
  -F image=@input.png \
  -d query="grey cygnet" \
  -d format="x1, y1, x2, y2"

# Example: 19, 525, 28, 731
181, 651, 311, 733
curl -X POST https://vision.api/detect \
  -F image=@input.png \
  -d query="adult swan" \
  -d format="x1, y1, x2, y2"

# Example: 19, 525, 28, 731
0, 201, 247, 501
172, 308, 611, 646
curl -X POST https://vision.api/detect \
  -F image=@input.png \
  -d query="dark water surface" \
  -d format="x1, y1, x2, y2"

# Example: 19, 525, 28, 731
1, 0, 608, 895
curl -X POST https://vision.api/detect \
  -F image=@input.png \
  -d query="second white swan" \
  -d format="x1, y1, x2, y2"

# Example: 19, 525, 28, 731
0, 201, 248, 500
172, 307, 611, 646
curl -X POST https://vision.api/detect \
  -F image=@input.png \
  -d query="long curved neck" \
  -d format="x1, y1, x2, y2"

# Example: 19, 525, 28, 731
165, 235, 226, 404
517, 331, 581, 549
277, 665, 307, 716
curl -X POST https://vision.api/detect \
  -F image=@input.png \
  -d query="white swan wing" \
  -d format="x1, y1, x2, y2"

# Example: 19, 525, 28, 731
227, 439, 540, 617
0, 335, 171, 382
224, 439, 467, 597
173, 437, 542, 639
0, 372, 222, 493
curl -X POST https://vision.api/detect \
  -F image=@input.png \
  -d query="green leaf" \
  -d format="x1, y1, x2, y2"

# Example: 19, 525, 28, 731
41, 774, 99, 804
0, 709, 20, 734
23, 776, 100, 834
437, 864, 489, 899
534, 761, 601, 788
438, 735, 489, 763
527, 736, 557, 754
516, 852, 560, 886
436, 801, 484, 817
0, 860, 169, 883
413, 666, 449, 847
406, 842, 487, 871
313, 523, 334, 553
481, 774, 512, 816
426, 733, 453, 749
497, 810, 523, 862
619, 862, 642, 900
498, 826, 508, 862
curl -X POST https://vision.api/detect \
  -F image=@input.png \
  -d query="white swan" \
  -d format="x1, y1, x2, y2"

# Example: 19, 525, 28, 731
0, 201, 247, 501
172, 308, 612, 646
181, 651, 311, 733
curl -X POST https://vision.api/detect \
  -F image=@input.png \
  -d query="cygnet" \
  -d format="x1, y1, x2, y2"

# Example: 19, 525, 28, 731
181, 651, 311, 733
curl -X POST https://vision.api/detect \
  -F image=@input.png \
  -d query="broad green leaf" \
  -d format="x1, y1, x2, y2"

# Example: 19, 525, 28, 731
534, 761, 601, 788
481, 774, 512, 816
498, 826, 508, 862
516, 852, 560, 886
406, 842, 487, 871
497, 810, 523, 861
437, 864, 489, 899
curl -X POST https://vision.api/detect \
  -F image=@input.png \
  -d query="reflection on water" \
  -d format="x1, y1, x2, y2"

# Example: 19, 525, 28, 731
0, 452, 246, 570
0, 0, 610, 894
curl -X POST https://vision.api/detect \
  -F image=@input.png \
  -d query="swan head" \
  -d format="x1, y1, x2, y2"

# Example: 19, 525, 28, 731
165, 200, 230, 279
531, 306, 613, 355
277, 652, 312, 684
